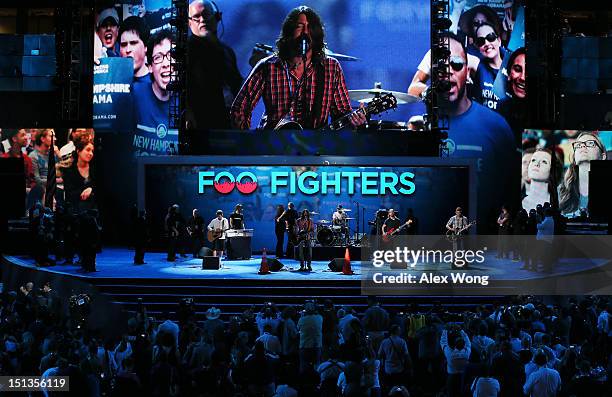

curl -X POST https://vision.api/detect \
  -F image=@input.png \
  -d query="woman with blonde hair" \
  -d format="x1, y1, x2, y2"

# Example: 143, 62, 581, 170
558, 132, 607, 217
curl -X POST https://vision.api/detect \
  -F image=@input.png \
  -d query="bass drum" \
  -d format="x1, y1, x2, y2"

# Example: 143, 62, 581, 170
316, 226, 336, 246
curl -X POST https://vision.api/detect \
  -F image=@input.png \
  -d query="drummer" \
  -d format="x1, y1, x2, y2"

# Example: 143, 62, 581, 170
332, 205, 348, 226
332, 204, 349, 245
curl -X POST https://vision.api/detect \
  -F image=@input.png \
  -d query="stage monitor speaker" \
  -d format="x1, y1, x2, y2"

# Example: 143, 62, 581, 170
268, 258, 283, 272
198, 246, 213, 258
202, 256, 220, 270
0, 158, 25, 219
328, 258, 345, 272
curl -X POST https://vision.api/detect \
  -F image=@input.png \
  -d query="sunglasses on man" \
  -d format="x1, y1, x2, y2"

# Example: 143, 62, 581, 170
449, 56, 466, 71
475, 32, 498, 47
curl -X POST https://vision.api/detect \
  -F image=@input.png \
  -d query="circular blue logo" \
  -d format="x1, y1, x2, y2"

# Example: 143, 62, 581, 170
156, 124, 168, 139
443, 138, 456, 155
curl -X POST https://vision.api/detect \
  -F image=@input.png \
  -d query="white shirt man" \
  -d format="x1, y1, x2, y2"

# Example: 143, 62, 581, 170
207, 216, 229, 239
440, 329, 472, 374
332, 208, 347, 226
523, 364, 561, 397
256, 329, 282, 356
207, 211, 229, 257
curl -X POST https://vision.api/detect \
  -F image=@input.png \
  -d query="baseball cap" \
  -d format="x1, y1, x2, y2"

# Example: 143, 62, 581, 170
97, 8, 119, 28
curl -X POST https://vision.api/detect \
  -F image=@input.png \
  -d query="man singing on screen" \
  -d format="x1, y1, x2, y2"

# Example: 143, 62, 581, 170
230, 5, 366, 130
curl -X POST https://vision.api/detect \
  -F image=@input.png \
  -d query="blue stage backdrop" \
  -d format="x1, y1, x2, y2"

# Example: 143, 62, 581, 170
141, 157, 473, 250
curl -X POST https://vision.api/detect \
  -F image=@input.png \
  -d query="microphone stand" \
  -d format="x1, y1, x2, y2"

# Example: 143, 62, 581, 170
362, 207, 366, 246
355, 201, 359, 245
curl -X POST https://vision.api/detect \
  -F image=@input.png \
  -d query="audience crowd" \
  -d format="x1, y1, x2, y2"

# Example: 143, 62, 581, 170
1, 283, 610, 396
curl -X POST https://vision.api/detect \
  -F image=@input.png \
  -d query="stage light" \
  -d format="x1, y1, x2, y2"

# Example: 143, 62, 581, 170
170, 46, 185, 60
166, 80, 184, 92
432, 45, 450, 59
434, 17, 452, 30
432, 1, 447, 13
169, 16, 185, 27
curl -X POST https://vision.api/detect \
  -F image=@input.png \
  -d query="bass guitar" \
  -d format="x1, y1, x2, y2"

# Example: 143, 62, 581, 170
382, 219, 413, 243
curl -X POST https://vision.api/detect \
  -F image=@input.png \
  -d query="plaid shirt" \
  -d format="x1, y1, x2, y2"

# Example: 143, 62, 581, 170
230, 55, 353, 130
446, 215, 468, 231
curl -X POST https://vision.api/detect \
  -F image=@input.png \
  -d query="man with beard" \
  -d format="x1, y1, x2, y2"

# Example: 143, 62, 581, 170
132, 30, 179, 156
230, 6, 366, 130
119, 16, 150, 85
186, 0, 243, 130
96, 8, 120, 57
442, 33, 515, 232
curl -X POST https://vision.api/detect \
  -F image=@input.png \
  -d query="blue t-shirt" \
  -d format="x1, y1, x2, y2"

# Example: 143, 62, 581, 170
474, 62, 501, 112
445, 101, 516, 229
132, 82, 179, 156
133, 73, 149, 90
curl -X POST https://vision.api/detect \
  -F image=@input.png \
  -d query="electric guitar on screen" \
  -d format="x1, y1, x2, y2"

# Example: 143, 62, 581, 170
382, 219, 413, 243
274, 93, 398, 131
445, 221, 476, 242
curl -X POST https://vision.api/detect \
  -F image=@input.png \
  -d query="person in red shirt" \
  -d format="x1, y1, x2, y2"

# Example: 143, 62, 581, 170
1, 129, 35, 191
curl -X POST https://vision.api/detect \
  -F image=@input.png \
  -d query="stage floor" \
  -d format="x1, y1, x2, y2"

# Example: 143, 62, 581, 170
3, 247, 609, 282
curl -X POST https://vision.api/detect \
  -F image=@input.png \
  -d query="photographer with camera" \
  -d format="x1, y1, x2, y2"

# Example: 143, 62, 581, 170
440, 323, 472, 397
256, 302, 281, 336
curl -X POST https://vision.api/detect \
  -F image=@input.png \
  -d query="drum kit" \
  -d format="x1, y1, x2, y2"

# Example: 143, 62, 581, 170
308, 210, 356, 247
249, 43, 422, 131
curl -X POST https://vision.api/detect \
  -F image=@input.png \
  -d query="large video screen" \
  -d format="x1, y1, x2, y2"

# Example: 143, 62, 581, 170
142, 157, 472, 249
92, 0, 525, 150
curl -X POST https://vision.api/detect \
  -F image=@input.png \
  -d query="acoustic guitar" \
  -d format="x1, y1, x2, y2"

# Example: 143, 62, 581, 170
207, 229, 223, 243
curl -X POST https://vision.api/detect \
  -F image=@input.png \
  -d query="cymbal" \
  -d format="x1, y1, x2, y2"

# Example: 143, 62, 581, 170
317, 220, 330, 224
348, 88, 420, 105
342, 209, 352, 212
310, 211, 319, 215
345, 217, 356, 220
325, 48, 359, 62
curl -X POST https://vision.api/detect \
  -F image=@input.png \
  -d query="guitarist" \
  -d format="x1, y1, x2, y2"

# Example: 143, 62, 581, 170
277, 202, 299, 259
296, 209, 314, 271
381, 209, 402, 248
446, 207, 470, 252
165, 204, 181, 262
207, 210, 229, 258
230, 6, 366, 130
187, 208, 205, 258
